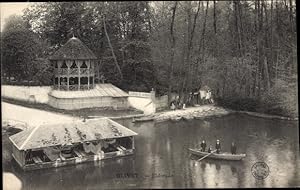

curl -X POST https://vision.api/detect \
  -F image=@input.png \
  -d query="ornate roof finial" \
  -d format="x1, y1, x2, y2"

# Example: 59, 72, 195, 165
70, 27, 76, 39
72, 33, 76, 39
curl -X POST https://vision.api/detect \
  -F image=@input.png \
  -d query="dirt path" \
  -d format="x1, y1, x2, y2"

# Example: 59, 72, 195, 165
2, 102, 81, 128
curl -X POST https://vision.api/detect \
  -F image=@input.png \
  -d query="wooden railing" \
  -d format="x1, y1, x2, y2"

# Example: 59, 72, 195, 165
128, 91, 152, 98
54, 68, 95, 77
80, 68, 89, 75
80, 85, 89, 90
70, 68, 78, 75
69, 85, 77, 91
53, 84, 91, 91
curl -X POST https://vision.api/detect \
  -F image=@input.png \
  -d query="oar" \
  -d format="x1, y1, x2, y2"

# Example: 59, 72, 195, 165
197, 150, 217, 162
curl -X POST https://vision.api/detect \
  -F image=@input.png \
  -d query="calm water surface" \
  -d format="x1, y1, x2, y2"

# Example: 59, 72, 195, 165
3, 114, 299, 189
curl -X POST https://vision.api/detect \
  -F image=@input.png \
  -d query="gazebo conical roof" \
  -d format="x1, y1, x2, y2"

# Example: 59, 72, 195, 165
49, 37, 97, 60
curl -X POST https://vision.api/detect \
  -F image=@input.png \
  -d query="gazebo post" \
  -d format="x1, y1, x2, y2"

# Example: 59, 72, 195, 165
58, 77, 60, 90
58, 61, 62, 90
76, 60, 81, 90
87, 60, 90, 89
66, 60, 72, 91
92, 60, 95, 88
132, 136, 135, 149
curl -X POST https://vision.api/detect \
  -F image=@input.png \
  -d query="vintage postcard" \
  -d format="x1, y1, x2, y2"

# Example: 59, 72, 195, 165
2, 1, 298, 189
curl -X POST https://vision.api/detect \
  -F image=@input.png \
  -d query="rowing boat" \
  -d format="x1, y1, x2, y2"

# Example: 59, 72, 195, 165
189, 148, 246, 161
132, 117, 154, 122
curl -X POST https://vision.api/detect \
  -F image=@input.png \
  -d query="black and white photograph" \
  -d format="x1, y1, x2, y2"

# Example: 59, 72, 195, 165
1, 1, 298, 189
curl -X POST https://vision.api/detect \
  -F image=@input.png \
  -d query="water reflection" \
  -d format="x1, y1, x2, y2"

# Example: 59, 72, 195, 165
2, 114, 299, 189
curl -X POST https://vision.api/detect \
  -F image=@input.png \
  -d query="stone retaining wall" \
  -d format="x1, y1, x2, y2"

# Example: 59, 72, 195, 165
1, 85, 51, 104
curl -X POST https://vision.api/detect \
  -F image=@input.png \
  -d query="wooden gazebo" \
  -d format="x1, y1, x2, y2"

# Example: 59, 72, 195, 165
49, 37, 98, 91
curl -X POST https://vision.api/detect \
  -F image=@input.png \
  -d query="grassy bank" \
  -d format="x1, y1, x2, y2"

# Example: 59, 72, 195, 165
216, 97, 298, 119
2, 97, 143, 118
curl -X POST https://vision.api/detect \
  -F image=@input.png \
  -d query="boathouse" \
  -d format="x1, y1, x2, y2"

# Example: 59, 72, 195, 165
47, 37, 129, 110
9, 118, 137, 171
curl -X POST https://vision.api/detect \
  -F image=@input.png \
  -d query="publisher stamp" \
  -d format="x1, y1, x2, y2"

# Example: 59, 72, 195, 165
251, 162, 270, 180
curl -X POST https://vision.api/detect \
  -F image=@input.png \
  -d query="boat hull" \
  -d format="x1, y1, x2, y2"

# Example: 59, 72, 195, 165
189, 148, 246, 161
13, 149, 135, 171
133, 118, 154, 122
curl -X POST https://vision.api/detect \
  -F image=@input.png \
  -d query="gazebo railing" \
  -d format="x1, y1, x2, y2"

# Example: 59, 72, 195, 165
70, 68, 78, 75
69, 85, 77, 91
54, 68, 94, 76
61, 68, 68, 75
60, 85, 68, 91
80, 85, 89, 90
53, 84, 92, 91
80, 68, 89, 75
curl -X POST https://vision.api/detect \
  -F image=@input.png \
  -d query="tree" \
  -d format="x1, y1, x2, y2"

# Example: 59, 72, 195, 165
16, 1, 297, 116
23, 2, 88, 48
167, 1, 178, 103
23, 2, 154, 90
2, 15, 42, 83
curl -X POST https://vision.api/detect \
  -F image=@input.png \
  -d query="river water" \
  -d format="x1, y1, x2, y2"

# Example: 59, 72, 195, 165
3, 113, 299, 189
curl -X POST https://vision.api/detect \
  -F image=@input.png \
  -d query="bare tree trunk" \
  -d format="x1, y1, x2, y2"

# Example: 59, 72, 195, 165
213, 0, 217, 34
182, 6, 192, 102
103, 15, 123, 81
253, 0, 260, 96
258, 0, 263, 98
196, 1, 209, 81
234, 1, 243, 57
213, 0, 218, 64
275, 0, 280, 81
270, 0, 274, 85
238, 1, 245, 56
289, 0, 293, 27
146, 2, 152, 34
262, 1, 271, 91
264, 57, 271, 90
179, 31, 187, 101
168, 2, 178, 104
253, 0, 258, 96
187, 1, 201, 94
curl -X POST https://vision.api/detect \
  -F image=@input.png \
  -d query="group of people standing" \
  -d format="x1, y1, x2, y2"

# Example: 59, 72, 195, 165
200, 140, 237, 154
170, 96, 185, 110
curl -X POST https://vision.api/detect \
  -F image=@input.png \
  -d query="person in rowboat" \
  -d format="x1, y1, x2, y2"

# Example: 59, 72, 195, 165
207, 146, 212, 153
231, 142, 237, 154
200, 140, 207, 152
215, 139, 221, 154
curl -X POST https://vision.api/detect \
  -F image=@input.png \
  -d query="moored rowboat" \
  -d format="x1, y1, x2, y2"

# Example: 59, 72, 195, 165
132, 117, 154, 123
189, 148, 246, 161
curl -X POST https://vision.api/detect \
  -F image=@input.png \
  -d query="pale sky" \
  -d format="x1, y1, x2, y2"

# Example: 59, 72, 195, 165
0, 3, 32, 31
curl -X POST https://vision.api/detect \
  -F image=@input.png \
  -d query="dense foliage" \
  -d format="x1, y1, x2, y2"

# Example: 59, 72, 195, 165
1, 15, 45, 84
1, 1, 297, 117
